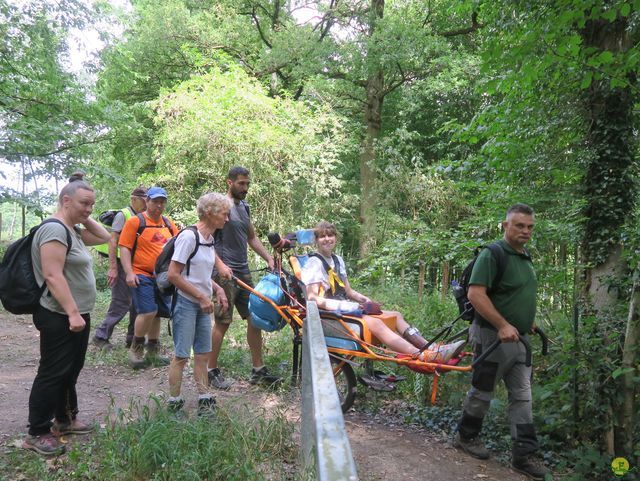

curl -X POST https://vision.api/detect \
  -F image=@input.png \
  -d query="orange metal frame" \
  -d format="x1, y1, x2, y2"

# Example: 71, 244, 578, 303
235, 270, 472, 404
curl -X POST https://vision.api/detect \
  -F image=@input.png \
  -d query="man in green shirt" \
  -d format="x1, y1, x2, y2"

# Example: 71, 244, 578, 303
454, 203, 551, 481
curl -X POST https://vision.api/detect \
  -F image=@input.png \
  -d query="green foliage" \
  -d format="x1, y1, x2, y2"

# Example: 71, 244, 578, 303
5, 398, 299, 481
151, 67, 351, 231
0, 0, 107, 208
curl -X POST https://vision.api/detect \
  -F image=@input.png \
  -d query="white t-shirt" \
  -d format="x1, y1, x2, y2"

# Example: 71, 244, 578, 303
301, 253, 348, 293
171, 228, 215, 303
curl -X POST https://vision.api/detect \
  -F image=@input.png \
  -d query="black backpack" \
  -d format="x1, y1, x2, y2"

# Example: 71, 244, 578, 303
0, 219, 72, 314
98, 209, 120, 227
452, 242, 507, 321
154, 226, 214, 296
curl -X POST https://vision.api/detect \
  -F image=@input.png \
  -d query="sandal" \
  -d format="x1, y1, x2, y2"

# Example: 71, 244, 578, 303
358, 373, 395, 392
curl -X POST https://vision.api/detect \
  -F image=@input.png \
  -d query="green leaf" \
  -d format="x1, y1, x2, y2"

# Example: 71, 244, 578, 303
580, 71, 593, 89
612, 367, 635, 379
620, 3, 631, 17
597, 51, 614, 65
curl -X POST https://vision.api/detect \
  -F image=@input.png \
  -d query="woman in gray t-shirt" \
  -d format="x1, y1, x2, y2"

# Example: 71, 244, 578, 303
22, 173, 110, 457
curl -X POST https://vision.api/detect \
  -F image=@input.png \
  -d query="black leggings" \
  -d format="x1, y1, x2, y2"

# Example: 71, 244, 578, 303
28, 306, 90, 435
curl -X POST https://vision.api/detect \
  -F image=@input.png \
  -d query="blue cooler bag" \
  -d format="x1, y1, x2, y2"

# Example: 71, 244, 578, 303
249, 273, 286, 332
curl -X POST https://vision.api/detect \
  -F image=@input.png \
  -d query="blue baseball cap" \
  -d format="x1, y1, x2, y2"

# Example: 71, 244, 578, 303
147, 186, 168, 199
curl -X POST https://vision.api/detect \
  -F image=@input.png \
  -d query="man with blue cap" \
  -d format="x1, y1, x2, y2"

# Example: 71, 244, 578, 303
119, 186, 178, 369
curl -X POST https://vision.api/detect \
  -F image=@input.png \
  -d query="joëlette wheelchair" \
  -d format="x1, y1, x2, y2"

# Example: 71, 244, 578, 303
234, 232, 547, 412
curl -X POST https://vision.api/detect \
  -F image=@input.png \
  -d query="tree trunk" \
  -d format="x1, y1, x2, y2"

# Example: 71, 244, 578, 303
21, 160, 26, 237
358, 0, 384, 259
418, 260, 425, 301
620, 274, 640, 459
579, 12, 637, 455
441, 261, 450, 301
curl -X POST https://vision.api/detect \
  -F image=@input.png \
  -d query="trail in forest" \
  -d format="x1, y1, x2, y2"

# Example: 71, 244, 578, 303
0, 314, 527, 481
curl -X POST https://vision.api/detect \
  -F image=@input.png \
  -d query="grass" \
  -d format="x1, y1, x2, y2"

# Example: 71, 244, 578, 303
3, 283, 301, 481
4, 397, 301, 481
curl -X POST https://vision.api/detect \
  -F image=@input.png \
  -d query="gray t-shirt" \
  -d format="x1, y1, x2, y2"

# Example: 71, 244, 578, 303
31, 221, 96, 315
214, 200, 250, 274
111, 207, 134, 233
172, 228, 216, 303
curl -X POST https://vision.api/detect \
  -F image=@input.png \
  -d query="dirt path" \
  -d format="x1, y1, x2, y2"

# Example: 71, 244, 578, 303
0, 313, 527, 481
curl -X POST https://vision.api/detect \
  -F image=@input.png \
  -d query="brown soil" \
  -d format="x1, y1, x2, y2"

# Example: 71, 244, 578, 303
0, 313, 527, 481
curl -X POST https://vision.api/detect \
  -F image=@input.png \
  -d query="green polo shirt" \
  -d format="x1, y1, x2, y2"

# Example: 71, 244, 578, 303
469, 239, 537, 334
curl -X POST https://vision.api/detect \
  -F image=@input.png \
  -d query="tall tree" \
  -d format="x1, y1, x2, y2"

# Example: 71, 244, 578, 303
0, 0, 103, 231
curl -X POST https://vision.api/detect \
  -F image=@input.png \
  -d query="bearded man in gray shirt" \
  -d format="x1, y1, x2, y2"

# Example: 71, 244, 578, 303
207, 166, 282, 389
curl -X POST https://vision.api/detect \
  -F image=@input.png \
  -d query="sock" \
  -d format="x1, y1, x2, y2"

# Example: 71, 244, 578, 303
198, 394, 213, 401
168, 396, 182, 403
252, 365, 264, 372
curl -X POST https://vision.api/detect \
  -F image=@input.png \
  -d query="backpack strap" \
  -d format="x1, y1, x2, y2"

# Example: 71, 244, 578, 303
40, 218, 73, 256
183, 226, 200, 276
309, 253, 346, 298
130, 213, 146, 261
176, 225, 215, 276
162, 215, 175, 236
486, 242, 507, 295
130, 213, 175, 261
38, 219, 73, 297
123, 206, 134, 221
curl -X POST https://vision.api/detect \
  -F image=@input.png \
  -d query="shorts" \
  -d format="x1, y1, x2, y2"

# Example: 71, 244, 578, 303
171, 294, 212, 358
130, 274, 171, 316
214, 272, 253, 324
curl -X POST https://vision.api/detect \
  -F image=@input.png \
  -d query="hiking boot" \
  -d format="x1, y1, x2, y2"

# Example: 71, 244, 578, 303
512, 454, 552, 480
167, 398, 185, 413
22, 433, 66, 456
92, 336, 113, 351
454, 432, 490, 460
427, 340, 466, 363
51, 419, 94, 436
197, 396, 217, 417
208, 368, 233, 390
145, 341, 170, 367
249, 366, 282, 386
128, 338, 146, 369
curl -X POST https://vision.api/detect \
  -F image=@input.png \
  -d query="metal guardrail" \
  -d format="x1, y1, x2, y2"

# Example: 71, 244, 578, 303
301, 301, 359, 481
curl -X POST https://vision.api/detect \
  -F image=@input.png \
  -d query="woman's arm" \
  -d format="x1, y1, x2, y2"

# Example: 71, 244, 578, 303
212, 281, 228, 312
214, 255, 233, 280
167, 260, 214, 313
40, 241, 86, 331
80, 217, 110, 246
343, 278, 371, 304
306, 282, 359, 311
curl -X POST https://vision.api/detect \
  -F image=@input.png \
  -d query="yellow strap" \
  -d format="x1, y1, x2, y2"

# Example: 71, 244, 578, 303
328, 268, 345, 295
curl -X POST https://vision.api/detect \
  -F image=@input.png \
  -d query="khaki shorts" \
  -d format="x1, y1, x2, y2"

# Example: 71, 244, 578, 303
214, 272, 253, 324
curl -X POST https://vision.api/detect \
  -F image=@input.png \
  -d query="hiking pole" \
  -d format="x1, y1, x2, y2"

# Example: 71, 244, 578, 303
472, 334, 532, 368
533, 326, 549, 355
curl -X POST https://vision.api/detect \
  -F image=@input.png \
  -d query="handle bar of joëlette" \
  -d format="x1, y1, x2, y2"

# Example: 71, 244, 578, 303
471, 327, 548, 369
